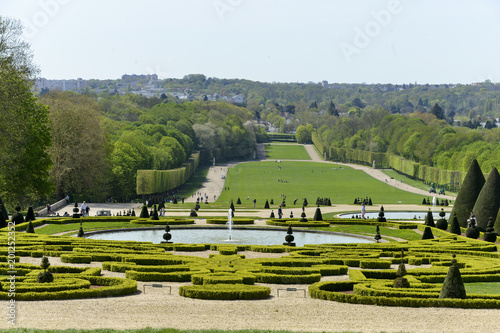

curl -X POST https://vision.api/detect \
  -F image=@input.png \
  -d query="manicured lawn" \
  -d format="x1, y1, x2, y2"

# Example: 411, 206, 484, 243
465, 282, 500, 294
264, 143, 311, 160
318, 225, 422, 242
35, 221, 137, 235
218, 161, 424, 208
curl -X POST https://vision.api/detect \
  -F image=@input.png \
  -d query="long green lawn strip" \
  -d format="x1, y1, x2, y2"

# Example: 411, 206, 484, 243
35, 222, 138, 235
314, 225, 422, 241
219, 161, 424, 208
264, 144, 311, 160
464, 282, 500, 294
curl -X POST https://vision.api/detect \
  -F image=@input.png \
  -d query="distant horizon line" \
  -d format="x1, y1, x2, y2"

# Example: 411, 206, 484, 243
35, 75, 498, 86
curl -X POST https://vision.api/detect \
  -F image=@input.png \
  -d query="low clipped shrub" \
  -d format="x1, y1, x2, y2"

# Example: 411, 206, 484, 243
359, 260, 392, 269
206, 218, 254, 225
255, 272, 321, 284
60, 255, 92, 264
191, 272, 256, 285
36, 271, 54, 283
179, 284, 270, 300
125, 270, 193, 282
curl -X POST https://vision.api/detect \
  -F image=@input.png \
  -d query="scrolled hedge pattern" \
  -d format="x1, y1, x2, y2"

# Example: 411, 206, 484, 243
4, 224, 500, 306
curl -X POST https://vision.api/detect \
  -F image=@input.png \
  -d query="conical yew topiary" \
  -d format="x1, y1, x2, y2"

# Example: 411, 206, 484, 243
472, 167, 500, 231
139, 205, 149, 218
26, 206, 36, 222
236, 197, 241, 205
26, 220, 35, 233
449, 212, 461, 235
450, 159, 485, 228
421, 226, 434, 240
151, 205, 159, 220
377, 206, 386, 222
425, 209, 435, 227
264, 199, 269, 209
313, 206, 323, 221
439, 254, 466, 299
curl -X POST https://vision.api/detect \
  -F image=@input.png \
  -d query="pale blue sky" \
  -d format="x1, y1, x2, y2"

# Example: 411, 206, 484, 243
3, 0, 500, 84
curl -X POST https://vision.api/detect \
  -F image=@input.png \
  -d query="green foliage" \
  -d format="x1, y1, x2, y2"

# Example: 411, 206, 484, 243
0, 19, 52, 205
425, 210, 435, 227
313, 207, 323, 221
219, 161, 423, 207
25, 220, 35, 233
439, 256, 467, 299
36, 271, 54, 283
449, 212, 462, 235
139, 205, 149, 218
451, 159, 485, 227
179, 284, 270, 300
264, 143, 311, 160
473, 167, 500, 231
421, 227, 434, 240
136, 152, 200, 195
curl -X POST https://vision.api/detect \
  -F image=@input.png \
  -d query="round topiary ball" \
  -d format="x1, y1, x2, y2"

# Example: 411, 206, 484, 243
465, 226, 480, 239
37, 271, 54, 283
393, 276, 410, 288
436, 219, 448, 230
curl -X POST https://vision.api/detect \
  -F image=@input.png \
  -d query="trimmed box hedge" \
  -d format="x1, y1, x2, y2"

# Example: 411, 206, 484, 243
179, 284, 270, 300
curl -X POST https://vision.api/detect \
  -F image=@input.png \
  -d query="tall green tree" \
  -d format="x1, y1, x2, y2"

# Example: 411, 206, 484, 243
40, 91, 108, 199
0, 17, 52, 205
431, 103, 445, 120
327, 101, 339, 116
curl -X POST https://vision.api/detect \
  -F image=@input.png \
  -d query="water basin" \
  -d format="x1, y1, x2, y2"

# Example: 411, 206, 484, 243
85, 227, 373, 246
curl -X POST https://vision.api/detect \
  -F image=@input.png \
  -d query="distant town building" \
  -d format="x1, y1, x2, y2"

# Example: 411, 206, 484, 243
35, 78, 86, 92
321, 80, 329, 88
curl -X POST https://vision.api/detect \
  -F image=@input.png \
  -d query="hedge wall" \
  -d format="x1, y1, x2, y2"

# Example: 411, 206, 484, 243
136, 151, 200, 195
312, 132, 327, 159
326, 147, 468, 186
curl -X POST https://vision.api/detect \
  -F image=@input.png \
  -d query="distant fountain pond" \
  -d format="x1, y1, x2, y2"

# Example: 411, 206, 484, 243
85, 227, 374, 246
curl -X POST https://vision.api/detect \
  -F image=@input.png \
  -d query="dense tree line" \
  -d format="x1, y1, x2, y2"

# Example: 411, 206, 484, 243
314, 107, 500, 174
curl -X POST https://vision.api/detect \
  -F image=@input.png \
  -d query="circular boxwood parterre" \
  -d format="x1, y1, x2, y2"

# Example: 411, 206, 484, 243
5, 224, 500, 306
